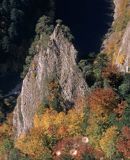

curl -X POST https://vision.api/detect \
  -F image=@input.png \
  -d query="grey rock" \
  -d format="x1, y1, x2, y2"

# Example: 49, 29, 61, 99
13, 25, 88, 137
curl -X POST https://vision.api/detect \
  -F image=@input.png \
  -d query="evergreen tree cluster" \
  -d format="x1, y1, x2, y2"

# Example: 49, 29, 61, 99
0, 0, 55, 72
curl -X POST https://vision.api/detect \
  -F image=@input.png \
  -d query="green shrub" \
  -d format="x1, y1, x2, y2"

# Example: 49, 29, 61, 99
37, 99, 49, 116
35, 16, 53, 35
61, 25, 74, 42
9, 148, 31, 160
8, 148, 20, 160
82, 154, 95, 160
3, 138, 13, 151
38, 153, 53, 160
21, 15, 54, 78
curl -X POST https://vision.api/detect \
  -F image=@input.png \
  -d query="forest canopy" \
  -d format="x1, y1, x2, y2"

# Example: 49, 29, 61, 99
0, 0, 55, 72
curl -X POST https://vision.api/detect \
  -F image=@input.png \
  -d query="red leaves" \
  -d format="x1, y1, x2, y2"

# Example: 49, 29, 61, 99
101, 65, 120, 79
88, 88, 118, 112
116, 126, 130, 158
53, 136, 104, 160
101, 64, 123, 87
114, 101, 126, 119
122, 126, 130, 139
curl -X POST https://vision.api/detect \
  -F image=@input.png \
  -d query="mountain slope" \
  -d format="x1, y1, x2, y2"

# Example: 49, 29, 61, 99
13, 25, 88, 137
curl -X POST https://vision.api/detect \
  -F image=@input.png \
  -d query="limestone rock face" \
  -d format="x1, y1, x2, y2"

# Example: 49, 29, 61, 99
113, 0, 123, 20
13, 25, 88, 137
113, 0, 130, 72
116, 22, 130, 72
102, 0, 130, 73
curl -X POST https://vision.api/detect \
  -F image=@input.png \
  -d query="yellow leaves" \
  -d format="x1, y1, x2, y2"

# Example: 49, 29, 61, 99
86, 111, 108, 149
33, 114, 41, 128
0, 123, 11, 135
34, 108, 84, 138
15, 128, 47, 159
16, 108, 85, 158
117, 54, 126, 64
99, 126, 118, 158
34, 109, 56, 129
54, 112, 66, 125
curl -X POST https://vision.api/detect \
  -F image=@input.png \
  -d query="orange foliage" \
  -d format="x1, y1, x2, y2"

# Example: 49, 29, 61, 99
102, 64, 123, 87
16, 107, 85, 158
88, 88, 118, 113
101, 64, 120, 79
15, 128, 50, 159
116, 126, 130, 159
74, 96, 87, 111
114, 101, 126, 119
33, 108, 84, 138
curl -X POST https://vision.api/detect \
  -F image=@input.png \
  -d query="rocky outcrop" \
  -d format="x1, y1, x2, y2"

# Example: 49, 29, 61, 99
13, 25, 88, 137
113, 0, 123, 20
113, 0, 130, 72
116, 22, 130, 72
102, 0, 130, 73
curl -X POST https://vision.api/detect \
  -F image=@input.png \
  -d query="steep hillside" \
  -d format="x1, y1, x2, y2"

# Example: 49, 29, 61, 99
13, 24, 88, 137
103, 0, 130, 72
0, 0, 130, 159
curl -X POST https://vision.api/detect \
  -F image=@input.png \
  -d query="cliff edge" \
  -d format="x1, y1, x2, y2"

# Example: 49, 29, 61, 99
13, 25, 88, 137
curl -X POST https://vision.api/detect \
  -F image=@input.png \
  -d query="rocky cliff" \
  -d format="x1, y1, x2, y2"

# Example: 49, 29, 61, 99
103, 0, 130, 73
13, 0, 130, 137
13, 25, 88, 137
116, 22, 130, 72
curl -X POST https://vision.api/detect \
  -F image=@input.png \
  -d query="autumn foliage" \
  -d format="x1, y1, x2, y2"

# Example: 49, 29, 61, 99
34, 108, 84, 138
14, 65, 130, 159
53, 136, 104, 160
99, 126, 118, 158
102, 64, 123, 87
114, 101, 126, 119
116, 126, 130, 159
16, 108, 85, 159
88, 88, 118, 113
102, 65, 120, 79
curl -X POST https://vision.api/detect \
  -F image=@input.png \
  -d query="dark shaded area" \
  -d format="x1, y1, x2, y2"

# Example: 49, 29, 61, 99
0, 72, 22, 122
0, 0, 54, 73
0, 0, 55, 107
0, 0, 114, 95
23, 0, 54, 40
0, 72, 21, 95
55, 0, 114, 59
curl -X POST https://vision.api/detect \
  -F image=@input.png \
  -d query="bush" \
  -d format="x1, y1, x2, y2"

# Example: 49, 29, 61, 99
36, 152, 53, 160
61, 25, 74, 42
21, 15, 54, 78
8, 148, 20, 160
94, 53, 109, 72
102, 64, 123, 89
99, 126, 118, 158
82, 154, 95, 160
3, 138, 13, 151
88, 88, 118, 113
0, 138, 13, 157
35, 15, 53, 35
